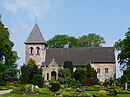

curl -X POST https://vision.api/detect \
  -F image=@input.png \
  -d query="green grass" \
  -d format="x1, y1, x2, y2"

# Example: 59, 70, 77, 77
1, 93, 130, 97
0, 93, 55, 97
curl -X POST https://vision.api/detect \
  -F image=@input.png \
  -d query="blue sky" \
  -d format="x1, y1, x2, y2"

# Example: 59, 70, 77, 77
0, 0, 130, 78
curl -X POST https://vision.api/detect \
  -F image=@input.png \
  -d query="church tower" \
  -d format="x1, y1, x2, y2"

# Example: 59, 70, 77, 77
24, 24, 47, 66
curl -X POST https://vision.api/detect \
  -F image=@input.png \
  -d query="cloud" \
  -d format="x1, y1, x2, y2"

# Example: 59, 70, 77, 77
3, 0, 52, 19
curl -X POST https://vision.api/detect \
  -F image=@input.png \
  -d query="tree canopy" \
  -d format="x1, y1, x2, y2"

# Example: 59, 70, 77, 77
78, 33, 105, 47
0, 20, 18, 85
47, 35, 78, 48
47, 33, 105, 48
115, 28, 130, 70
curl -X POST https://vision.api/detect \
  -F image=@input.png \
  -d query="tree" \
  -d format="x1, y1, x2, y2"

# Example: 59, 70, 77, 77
121, 75, 128, 85
123, 68, 130, 80
47, 33, 105, 48
64, 61, 73, 75
47, 34, 78, 48
58, 68, 72, 84
115, 28, 130, 70
78, 33, 105, 47
33, 75, 43, 88
85, 61, 97, 78
20, 59, 42, 84
0, 20, 18, 85
73, 67, 86, 85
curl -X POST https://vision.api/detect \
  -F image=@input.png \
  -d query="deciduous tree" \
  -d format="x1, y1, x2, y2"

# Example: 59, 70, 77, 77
78, 33, 105, 47
47, 35, 78, 48
0, 20, 18, 85
115, 28, 130, 70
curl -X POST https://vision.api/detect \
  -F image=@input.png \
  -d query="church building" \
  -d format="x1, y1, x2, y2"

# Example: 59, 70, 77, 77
25, 24, 116, 82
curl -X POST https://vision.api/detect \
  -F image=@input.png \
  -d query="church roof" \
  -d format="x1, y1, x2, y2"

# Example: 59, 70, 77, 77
25, 24, 45, 44
44, 47, 115, 66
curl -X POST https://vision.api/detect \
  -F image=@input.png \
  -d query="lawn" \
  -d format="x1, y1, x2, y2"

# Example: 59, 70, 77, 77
0, 93, 55, 97
1, 93, 130, 97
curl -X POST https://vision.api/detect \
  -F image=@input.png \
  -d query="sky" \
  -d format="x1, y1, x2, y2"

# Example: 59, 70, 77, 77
0, 0, 130, 78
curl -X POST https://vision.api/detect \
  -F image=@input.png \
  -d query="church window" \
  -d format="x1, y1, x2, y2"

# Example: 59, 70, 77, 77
47, 73, 49, 80
97, 68, 100, 73
105, 68, 108, 73
36, 47, 40, 55
29, 47, 33, 55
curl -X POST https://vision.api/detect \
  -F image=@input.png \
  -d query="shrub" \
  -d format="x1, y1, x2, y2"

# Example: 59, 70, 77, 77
62, 91, 76, 97
34, 88, 52, 94
98, 90, 107, 96
33, 75, 43, 88
80, 92, 92, 97
56, 89, 63, 95
86, 77, 99, 85
0, 81, 7, 86
49, 81, 60, 92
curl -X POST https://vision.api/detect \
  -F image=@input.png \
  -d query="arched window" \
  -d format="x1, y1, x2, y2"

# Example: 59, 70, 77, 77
29, 47, 33, 55
36, 47, 40, 55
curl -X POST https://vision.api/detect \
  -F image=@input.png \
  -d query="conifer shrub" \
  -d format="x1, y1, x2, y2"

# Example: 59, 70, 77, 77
49, 81, 60, 92
33, 75, 43, 88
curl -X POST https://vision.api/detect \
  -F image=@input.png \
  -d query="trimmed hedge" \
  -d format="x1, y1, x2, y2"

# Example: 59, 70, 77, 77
33, 75, 43, 88
49, 81, 60, 92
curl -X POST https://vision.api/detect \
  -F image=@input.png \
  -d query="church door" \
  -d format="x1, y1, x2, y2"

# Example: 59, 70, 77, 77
51, 71, 56, 81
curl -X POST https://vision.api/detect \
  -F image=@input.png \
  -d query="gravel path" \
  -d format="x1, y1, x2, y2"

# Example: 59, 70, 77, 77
0, 89, 12, 94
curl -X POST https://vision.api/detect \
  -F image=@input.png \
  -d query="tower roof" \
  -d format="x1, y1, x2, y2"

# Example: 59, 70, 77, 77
25, 24, 45, 44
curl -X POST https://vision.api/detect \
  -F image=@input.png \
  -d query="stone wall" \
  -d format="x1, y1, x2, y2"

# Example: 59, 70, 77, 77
91, 63, 116, 82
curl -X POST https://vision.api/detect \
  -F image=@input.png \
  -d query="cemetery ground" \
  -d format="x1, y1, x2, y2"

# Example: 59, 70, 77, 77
0, 82, 130, 97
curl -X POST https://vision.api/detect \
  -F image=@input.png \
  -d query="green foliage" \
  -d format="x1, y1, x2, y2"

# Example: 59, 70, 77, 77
78, 33, 105, 47
58, 68, 72, 84
73, 61, 97, 85
103, 77, 114, 86
62, 91, 76, 97
73, 67, 86, 85
80, 92, 92, 97
123, 68, 130, 80
49, 81, 60, 92
0, 21, 18, 84
20, 59, 42, 84
34, 88, 52, 95
27, 58, 37, 67
85, 85, 103, 91
64, 61, 73, 74
115, 28, 130, 70
98, 90, 107, 96
121, 75, 128, 85
85, 61, 97, 78
33, 75, 43, 88
47, 34, 78, 48
47, 33, 105, 48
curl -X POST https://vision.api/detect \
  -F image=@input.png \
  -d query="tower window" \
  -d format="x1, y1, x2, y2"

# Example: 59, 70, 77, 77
97, 68, 100, 74
105, 68, 108, 73
36, 47, 40, 55
29, 47, 33, 55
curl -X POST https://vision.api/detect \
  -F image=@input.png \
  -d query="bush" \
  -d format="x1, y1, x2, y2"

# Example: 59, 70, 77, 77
34, 88, 52, 94
98, 90, 107, 96
62, 91, 76, 97
80, 92, 92, 97
0, 81, 7, 86
49, 81, 60, 92
56, 89, 63, 95
117, 90, 130, 94
33, 75, 43, 88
